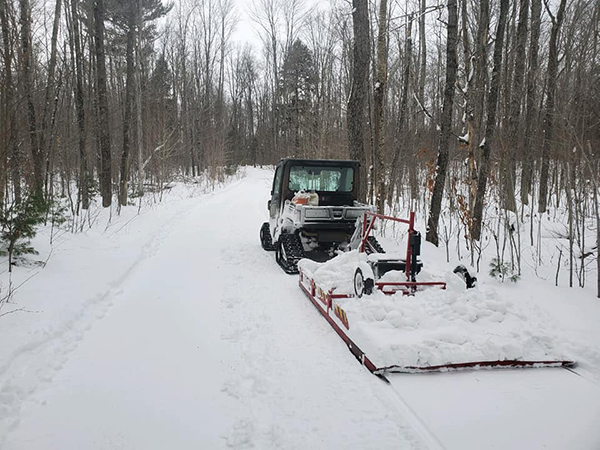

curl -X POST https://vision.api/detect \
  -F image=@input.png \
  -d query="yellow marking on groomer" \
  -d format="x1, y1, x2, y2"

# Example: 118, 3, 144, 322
334, 305, 349, 330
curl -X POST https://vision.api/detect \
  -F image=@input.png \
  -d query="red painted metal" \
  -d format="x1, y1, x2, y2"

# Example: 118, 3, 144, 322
360, 212, 369, 252
358, 210, 445, 290
399, 212, 415, 279
364, 211, 412, 224
375, 359, 576, 374
359, 211, 410, 253
298, 272, 378, 373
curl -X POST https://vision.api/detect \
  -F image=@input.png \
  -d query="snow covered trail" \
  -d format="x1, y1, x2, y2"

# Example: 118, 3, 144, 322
2, 167, 600, 449
1, 168, 422, 449
387, 368, 600, 450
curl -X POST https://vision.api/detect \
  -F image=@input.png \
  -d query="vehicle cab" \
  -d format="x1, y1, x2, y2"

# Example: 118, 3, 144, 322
267, 158, 374, 258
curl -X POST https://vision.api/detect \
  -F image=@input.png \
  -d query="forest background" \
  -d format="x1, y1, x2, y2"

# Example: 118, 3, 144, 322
0, 0, 598, 294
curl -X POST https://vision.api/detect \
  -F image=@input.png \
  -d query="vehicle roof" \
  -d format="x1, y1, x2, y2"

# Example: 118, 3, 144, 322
278, 158, 359, 166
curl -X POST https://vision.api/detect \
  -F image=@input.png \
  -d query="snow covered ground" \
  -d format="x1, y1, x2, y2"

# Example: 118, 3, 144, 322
0, 167, 599, 449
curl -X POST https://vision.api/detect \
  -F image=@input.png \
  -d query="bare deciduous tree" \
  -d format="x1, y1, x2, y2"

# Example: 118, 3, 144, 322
348, 0, 369, 202
538, 0, 568, 214
373, 0, 388, 212
472, 0, 510, 241
94, 0, 112, 207
426, 0, 458, 246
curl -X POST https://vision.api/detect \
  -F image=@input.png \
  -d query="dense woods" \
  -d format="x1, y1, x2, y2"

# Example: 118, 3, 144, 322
0, 0, 598, 292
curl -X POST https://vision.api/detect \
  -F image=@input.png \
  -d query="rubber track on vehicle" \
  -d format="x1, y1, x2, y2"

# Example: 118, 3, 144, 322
278, 233, 305, 274
260, 222, 277, 251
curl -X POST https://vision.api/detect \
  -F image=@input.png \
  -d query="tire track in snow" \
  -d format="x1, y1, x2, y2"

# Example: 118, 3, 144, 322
0, 180, 242, 444
1, 169, 432, 448
0, 217, 177, 442
216, 173, 426, 449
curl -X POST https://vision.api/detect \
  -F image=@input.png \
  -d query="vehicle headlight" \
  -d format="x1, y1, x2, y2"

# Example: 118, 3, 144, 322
305, 208, 330, 219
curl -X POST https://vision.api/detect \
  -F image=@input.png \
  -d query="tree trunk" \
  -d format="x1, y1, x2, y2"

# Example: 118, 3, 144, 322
471, 0, 510, 241
373, 0, 388, 212
19, 0, 44, 200
1, 0, 20, 203
217, 3, 227, 165
347, 0, 369, 202
94, 0, 112, 207
70, 0, 89, 210
425, 0, 458, 246
119, 3, 135, 207
460, 0, 477, 209
538, 0, 567, 213
418, 0, 426, 122
40, 0, 62, 165
503, 0, 529, 212
520, 0, 542, 204
472, 0, 490, 155
135, 0, 144, 196
388, 14, 413, 205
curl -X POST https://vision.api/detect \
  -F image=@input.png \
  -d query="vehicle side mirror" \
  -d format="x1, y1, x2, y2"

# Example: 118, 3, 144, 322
267, 200, 271, 210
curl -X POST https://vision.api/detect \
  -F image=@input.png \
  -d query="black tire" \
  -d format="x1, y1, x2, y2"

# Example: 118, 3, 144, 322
354, 268, 374, 297
453, 265, 477, 289
365, 236, 385, 254
260, 222, 276, 251
276, 233, 305, 274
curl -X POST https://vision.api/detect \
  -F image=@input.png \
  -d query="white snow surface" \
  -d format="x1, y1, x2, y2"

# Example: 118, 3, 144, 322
299, 249, 365, 294
0, 167, 599, 449
300, 251, 569, 369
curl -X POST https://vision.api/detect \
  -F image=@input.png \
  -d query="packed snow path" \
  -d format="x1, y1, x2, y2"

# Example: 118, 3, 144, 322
2, 168, 600, 449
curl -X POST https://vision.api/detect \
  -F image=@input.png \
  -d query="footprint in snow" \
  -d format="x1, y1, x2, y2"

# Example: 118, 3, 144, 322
225, 419, 255, 449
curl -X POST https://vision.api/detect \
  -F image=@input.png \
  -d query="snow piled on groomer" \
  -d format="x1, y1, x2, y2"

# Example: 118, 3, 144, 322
299, 251, 571, 370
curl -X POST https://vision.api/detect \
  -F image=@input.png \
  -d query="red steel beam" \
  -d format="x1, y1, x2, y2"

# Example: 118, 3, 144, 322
376, 359, 577, 374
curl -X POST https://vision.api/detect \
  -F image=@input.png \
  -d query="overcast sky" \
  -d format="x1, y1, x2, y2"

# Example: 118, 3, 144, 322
230, 0, 263, 51
228, 0, 327, 53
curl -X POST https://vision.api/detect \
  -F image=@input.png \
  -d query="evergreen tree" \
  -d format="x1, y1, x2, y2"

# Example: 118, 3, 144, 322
0, 197, 46, 272
279, 39, 317, 156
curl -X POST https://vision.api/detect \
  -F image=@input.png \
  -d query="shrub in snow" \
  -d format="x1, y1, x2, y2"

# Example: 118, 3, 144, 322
0, 197, 47, 272
489, 257, 520, 283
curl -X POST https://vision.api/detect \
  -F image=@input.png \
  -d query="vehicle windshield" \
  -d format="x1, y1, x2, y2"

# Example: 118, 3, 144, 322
288, 165, 354, 192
